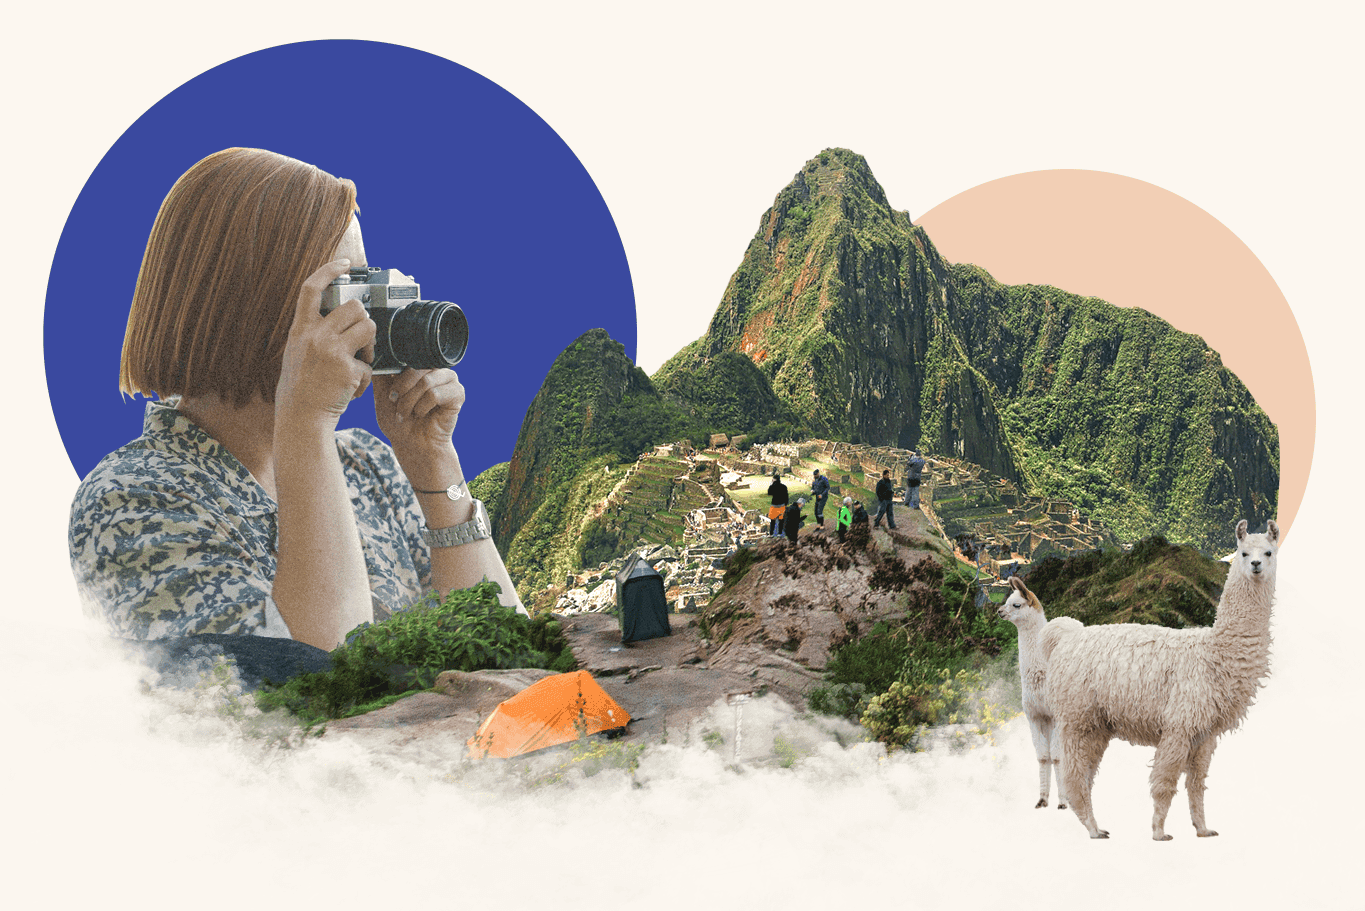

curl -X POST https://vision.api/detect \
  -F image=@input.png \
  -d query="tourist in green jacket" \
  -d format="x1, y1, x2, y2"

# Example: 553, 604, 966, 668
837, 496, 853, 542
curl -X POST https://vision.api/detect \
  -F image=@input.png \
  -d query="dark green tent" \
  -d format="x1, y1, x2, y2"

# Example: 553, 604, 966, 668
615, 552, 672, 643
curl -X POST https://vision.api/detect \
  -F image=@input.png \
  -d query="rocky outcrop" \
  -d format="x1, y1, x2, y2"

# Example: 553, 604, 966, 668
702, 515, 949, 691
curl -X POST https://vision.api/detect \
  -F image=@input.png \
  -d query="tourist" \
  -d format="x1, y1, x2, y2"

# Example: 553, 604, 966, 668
905, 450, 926, 509
837, 496, 853, 542
784, 497, 806, 546
873, 469, 897, 529
811, 468, 830, 527
767, 469, 789, 537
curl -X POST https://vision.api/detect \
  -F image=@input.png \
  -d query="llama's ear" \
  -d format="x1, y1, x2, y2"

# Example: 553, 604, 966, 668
1236, 519, 1248, 542
1267, 519, 1280, 543
1010, 576, 1028, 595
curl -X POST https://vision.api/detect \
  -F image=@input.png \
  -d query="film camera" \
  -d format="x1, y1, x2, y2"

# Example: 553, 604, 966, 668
319, 267, 468, 374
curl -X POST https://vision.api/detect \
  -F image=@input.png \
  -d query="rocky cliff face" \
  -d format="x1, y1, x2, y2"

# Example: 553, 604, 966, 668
655, 148, 1278, 554
657, 148, 1020, 480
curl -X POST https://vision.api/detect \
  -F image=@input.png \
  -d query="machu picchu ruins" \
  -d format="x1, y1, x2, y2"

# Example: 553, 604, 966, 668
549, 434, 1116, 617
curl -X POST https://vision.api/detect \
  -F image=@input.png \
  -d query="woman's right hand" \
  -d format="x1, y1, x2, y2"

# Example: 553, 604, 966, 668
274, 258, 377, 429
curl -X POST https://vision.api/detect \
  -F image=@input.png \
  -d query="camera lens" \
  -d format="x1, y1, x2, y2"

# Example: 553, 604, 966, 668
388, 301, 468, 368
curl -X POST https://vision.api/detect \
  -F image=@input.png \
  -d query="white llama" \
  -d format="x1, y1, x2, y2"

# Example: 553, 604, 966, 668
1048, 519, 1279, 840
998, 575, 1082, 808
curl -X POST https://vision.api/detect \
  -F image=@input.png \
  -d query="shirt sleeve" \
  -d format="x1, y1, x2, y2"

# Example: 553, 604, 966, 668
69, 483, 277, 640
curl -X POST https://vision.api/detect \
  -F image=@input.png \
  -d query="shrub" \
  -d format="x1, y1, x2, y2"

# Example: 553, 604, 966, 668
806, 681, 870, 721
822, 622, 909, 697
860, 680, 926, 751
861, 667, 1008, 752
257, 582, 574, 725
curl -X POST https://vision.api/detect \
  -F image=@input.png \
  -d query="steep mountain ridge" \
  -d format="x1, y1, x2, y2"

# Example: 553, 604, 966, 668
656, 148, 1021, 481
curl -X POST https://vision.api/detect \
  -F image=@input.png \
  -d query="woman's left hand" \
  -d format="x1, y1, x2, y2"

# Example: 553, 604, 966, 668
373, 368, 465, 456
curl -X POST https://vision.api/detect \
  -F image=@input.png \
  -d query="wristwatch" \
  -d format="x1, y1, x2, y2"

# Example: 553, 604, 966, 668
421, 497, 492, 548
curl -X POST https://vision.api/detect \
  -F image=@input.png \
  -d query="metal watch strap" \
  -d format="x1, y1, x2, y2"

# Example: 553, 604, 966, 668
421, 498, 491, 548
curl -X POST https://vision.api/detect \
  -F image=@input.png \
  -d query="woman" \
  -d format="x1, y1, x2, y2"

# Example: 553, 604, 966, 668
69, 148, 522, 650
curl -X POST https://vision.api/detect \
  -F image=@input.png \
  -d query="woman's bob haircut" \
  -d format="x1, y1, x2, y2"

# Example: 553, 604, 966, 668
120, 148, 358, 405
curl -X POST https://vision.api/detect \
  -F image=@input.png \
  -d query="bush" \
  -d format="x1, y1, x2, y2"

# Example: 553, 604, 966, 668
861, 667, 1009, 752
810, 557, 1017, 729
579, 520, 625, 568
822, 622, 909, 697
257, 582, 575, 725
806, 681, 870, 721
860, 680, 926, 751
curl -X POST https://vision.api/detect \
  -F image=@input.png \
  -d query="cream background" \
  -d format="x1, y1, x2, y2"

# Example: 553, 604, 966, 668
5, 2, 1361, 908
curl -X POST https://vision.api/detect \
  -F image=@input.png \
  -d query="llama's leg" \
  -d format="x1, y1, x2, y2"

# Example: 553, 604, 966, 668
1185, 735, 1219, 837
1061, 722, 1110, 838
1049, 719, 1068, 809
1029, 715, 1052, 808
1149, 733, 1192, 841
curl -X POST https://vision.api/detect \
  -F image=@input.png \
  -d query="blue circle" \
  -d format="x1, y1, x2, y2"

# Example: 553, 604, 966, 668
46, 40, 635, 483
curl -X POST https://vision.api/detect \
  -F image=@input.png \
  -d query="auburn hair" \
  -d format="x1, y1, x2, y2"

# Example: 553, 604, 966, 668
120, 148, 357, 405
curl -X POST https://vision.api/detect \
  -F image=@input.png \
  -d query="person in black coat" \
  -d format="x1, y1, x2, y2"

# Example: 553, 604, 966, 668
784, 497, 806, 545
767, 471, 789, 537
873, 469, 897, 529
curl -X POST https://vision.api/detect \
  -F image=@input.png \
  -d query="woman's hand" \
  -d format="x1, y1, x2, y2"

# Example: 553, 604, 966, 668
372, 367, 465, 458
274, 258, 377, 429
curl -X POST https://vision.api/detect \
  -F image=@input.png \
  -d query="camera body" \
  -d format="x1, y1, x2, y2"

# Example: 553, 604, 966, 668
319, 267, 468, 374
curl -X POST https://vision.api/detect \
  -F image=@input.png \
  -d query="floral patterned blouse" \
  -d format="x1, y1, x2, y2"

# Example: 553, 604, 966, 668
69, 400, 433, 640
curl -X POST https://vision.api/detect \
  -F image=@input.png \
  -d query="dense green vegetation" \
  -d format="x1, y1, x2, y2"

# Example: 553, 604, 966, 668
963, 275, 1281, 554
486, 146, 1276, 621
502, 453, 623, 598
806, 559, 1017, 728
256, 582, 576, 726
1021, 535, 1229, 628
468, 460, 509, 520
586, 387, 702, 461
653, 346, 803, 439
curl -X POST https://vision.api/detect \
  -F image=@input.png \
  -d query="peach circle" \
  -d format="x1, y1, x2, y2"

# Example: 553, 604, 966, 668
917, 170, 1309, 544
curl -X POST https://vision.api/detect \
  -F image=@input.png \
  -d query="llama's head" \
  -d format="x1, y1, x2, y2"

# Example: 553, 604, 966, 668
999, 576, 1045, 627
1231, 519, 1280, 582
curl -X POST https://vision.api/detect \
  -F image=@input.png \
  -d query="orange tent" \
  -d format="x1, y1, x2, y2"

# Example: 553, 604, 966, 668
466, 670, 631, 759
